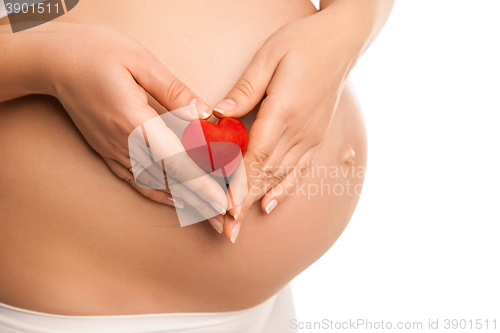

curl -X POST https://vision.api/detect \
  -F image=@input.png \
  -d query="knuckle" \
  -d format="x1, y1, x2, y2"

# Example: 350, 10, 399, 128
110, 113, 138, 140
249, 164, 287, 196
162, 159, 183, 179
123, 174, 137, 187
297, 163, 310, 177
259, 167, 286, 188
132, 48, 159, 77
234, 78, 256, 100
190, 201, 206, 211
248, 150, 271, 185
165, 79, 187, 102
132, 48, 150, 69
261, 98, 290, 129
251, 150, 270, 168
167, 183, 183, 196
280, 103, 294, 120
191, 202, 212, 218
194, 181, 221, 201
276, 101, 294, 122
137, 48, 152, 63
165, 176, 181, 189
146, 180, 164, 190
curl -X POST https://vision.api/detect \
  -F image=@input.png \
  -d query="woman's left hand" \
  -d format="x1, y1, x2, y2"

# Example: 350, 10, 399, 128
213, 1, 394, 242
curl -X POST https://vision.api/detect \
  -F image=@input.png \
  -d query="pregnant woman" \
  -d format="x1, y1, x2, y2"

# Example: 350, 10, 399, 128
0, 0, 393, 332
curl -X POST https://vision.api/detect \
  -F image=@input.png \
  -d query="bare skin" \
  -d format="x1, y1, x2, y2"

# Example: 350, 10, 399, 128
0, 0, 367, 315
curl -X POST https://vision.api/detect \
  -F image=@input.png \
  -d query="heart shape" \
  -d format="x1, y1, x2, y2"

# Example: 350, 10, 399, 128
181, 118, 248, 177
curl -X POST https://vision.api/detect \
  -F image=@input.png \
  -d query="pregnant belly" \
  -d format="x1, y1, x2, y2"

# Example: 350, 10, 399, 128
0, 0, 367, 315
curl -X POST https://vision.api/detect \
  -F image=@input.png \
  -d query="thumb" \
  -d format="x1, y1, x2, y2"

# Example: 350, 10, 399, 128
213, 46, 280, 118
130, 54, 212, 120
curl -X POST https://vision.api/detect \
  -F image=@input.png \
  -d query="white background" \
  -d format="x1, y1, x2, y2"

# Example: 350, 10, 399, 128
292, 0, 500, 331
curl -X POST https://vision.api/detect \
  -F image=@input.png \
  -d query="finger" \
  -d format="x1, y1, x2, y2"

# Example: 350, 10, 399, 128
229, 141, 309, 229
128, 128, 169, 184
223, 159, 252, 243
223, 213, 241, 244
207, 215, 225, 234
261, 176, 294, 216
167, 178, 225, 220
112, 154, 223, 233
104, 158, 181, 207
261, 146, 317, 214
224, 153, 248, 216
213, 44, 282, 118
128, 53, 212, 120
117, 141, 170, 192
128, 131, 227, 222
137, 108, 229, 214
223, 186, 255, 243
135, 165, 168, 192
252, 143, 311, 204
260, 169, 301, 216
128, 146, 169, 190
224, 151, 292, 242
142, 162, 170, 191
229, 98, 287, 219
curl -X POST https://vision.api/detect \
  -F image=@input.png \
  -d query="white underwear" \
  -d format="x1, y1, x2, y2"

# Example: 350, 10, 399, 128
0, 284, 297, 333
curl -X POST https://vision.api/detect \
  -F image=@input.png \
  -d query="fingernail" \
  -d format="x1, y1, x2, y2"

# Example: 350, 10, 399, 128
189, 98, 212, 119
166, 196, 184, 208
173, 197, 184, 209
209, 200, 226, 215
164, 197, 176, 207
234, 203, 242, 220
214, 99, 236, 114
231, 223, 241, 243
265, 199, 278, 214
187, 103, 198, 119
212, 107, 225, 115
208, 217, 224, 234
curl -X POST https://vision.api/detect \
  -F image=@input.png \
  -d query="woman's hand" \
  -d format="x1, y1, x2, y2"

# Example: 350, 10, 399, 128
43, 23, 228, 228
214, 0, 394, 242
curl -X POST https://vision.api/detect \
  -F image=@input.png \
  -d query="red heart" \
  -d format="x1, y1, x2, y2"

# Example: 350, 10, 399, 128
181, 118, 248, 177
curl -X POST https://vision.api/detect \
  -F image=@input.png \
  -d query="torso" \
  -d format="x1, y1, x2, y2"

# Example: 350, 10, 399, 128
0, 0, 367, 315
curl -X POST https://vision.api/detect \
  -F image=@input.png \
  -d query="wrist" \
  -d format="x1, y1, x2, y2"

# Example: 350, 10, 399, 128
34, 23, 69, 98
0, 23, 61, 100
318, 0, 394, 57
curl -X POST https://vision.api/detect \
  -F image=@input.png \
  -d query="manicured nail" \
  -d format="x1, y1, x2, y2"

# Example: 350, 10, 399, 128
173, 197, 184, 209
234, 203, 242, 220
164, 197, 176, 207
231, 223, 241, 243
209, 200, 226, 215
166, 196, 184, 208
214, 99, 236, 114
189, 98, 212, 119
208, 217, 224, 234
265, 199, 278, 214
212, 107, 225, 115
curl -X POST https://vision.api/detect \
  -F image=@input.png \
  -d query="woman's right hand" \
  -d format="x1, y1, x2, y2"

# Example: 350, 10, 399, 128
43, 23, 228, 230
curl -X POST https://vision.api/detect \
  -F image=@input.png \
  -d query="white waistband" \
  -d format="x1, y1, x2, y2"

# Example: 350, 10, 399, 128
0, 284, 296, 333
